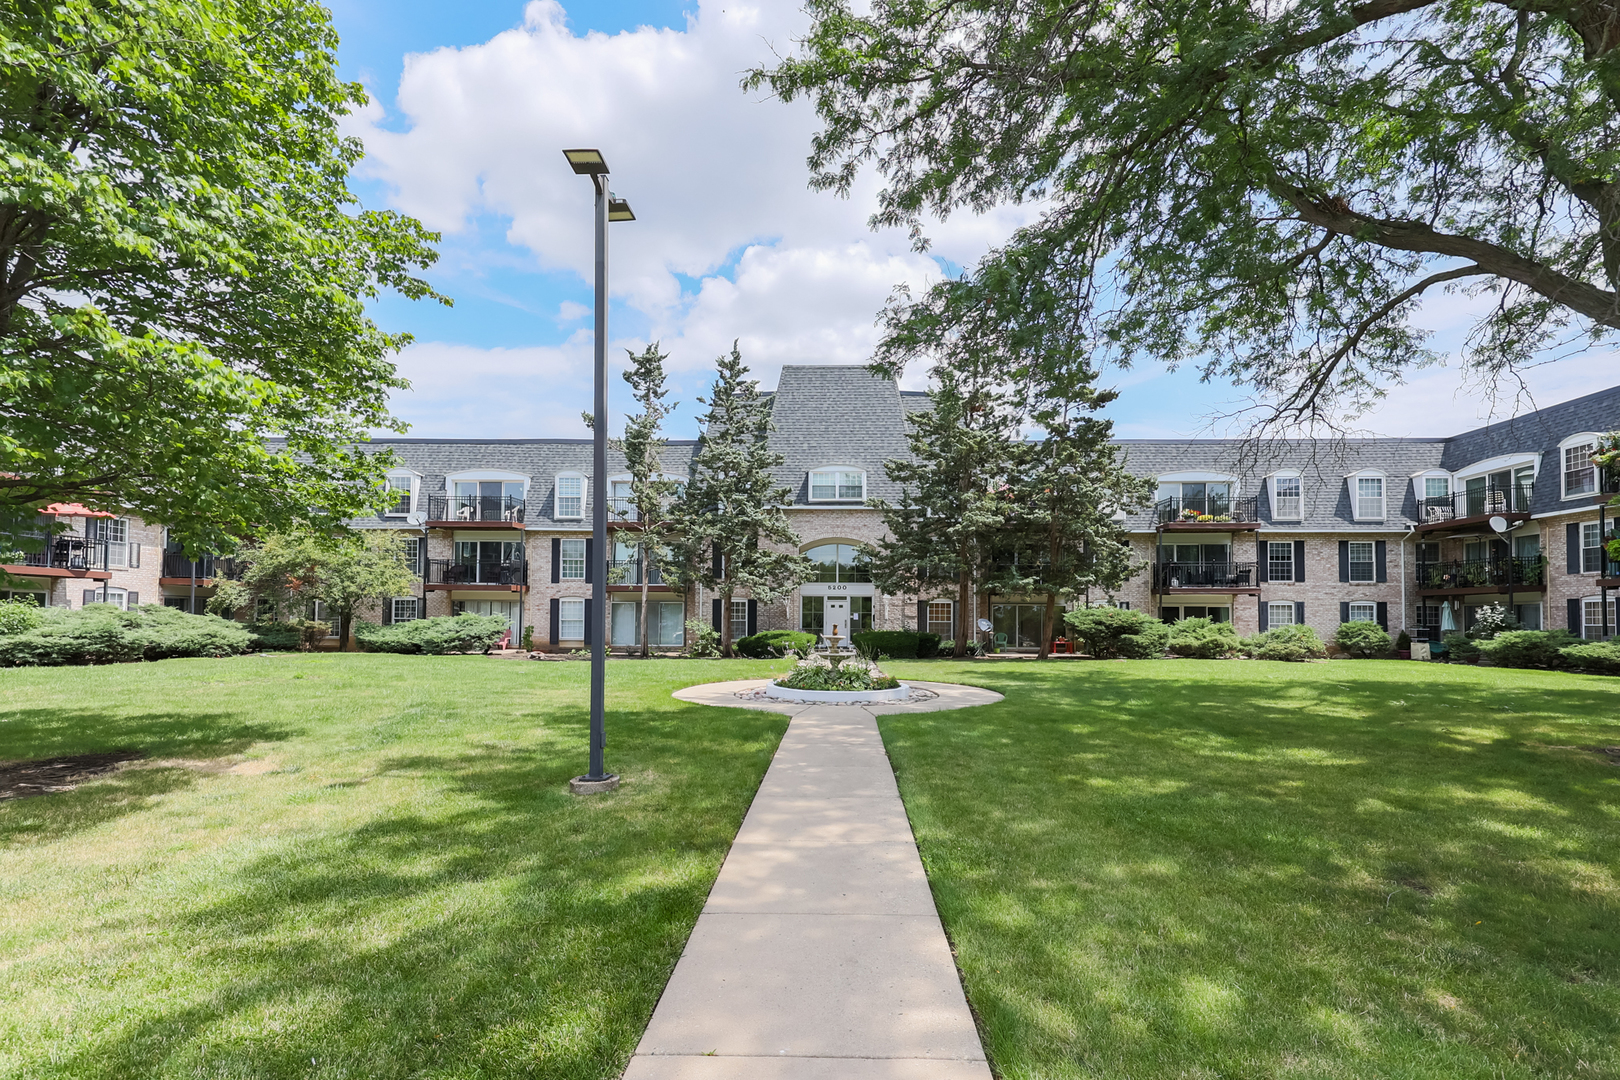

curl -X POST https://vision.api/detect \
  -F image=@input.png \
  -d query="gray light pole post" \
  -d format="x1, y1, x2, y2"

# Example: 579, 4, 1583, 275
564, 149, 634, 794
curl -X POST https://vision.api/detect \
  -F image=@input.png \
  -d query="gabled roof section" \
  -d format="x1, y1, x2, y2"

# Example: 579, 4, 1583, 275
767, 366, 915, 504
1441, 383, 1620, 514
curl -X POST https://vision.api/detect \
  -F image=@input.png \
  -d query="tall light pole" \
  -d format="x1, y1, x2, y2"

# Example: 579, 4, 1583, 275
564, 148, 634, 795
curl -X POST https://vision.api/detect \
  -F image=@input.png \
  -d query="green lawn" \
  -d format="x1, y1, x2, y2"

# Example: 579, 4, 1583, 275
879, 659, 1620, 1080
0, 653, 792, 1080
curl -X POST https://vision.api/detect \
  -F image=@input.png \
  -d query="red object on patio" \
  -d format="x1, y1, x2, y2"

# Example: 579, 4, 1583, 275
43, 502, 116, 518
1051, 637, 1075, 654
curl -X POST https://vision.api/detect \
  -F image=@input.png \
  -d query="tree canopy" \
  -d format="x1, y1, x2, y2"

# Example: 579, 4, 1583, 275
755, 0, 1620, 423
1, 0, 444, 552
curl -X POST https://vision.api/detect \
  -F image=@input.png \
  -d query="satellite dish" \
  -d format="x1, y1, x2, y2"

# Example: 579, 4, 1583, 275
976, 618, 993, 632
1488, 515, 1509, 534
405, 510, 427, 526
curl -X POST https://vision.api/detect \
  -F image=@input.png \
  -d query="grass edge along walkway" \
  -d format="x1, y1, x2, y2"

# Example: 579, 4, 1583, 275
0, 653, 794, 1080
878, 658, 1620, 1080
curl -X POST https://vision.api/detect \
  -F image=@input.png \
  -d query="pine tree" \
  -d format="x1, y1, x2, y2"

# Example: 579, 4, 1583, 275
674, 344, 810, 657
865, 364, 1022, 657
611, 343, 683, 658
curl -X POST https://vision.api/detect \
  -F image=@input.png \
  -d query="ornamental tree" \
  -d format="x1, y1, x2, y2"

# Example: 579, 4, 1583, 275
0, 0, 444, 557
610, 343, 685, 657
673, 344, 810, 657
755, 0, 1620, 423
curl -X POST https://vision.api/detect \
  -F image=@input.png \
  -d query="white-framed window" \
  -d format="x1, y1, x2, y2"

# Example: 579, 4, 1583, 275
927, 600, 954, 638
609, 478, 635, 520
1272, 475, 1302, 520
559, 599, 585, 641
1114, 601, 1132, 610
1562, 435, 1599, 498
1348, 540, 1375, 582
809, 468, 865, 502
391, 597, 419, 622
1267, 602, 1296, 626
1583, 597, 1617, 640
89, 516, 133, 568
1423, 476, 1450, 501
384, 474, 414, 516
1353, 475, 1385, 520
84, 586, 130, 610
555, 473, 584, 519
559, 539, 586, 580
1346, 602, 1376, 622
730, 600, 749, 640
1268, 541, 1294, 582
1581, 521, 1605, 573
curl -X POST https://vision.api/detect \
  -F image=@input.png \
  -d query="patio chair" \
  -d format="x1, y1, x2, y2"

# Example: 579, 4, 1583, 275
994, 633, 1008, 652
456, 503, 477, 521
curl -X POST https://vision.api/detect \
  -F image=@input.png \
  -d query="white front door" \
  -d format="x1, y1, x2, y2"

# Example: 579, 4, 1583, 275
824, 597, 850, 641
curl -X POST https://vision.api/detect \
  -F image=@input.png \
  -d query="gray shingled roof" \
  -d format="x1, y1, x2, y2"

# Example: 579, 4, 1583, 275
767, 366, 916, 505
1441, 384, 1620, 516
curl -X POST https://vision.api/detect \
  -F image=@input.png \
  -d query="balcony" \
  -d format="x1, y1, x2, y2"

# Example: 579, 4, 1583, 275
160, 551, 242, 582
425, 495, 526, 526
1416, 556, 1544, 594
1602, 531, 1620, 588
3, 533, 111, 577
608, 558, 664, 587
609, 496, 637, 523
1154, 495, 1260, 530
425, 558, 527, 589
1152, 560, 1260, 592
1416, 484, 1532, 533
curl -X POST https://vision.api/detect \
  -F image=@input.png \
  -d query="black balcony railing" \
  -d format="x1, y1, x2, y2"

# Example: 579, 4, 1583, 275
1416, 556, 1544, 590
1153, 560, 1258, 590
5, 532, 111, 571
160, 551, 241, 580
1418, 484, 1533, 524
425, 495, 526, 524
608, 496, 637, 522
427, 558, 527, 586
1155, 495, 1260, 524
608, 558, 663, 586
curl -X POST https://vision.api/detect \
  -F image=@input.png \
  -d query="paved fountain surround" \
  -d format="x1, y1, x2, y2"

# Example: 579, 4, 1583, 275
626, 678, 1003, 1079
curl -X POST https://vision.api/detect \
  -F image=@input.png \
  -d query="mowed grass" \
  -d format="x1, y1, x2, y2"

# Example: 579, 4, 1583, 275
0, 653, 791, 1080
880, 659, 1620, 1080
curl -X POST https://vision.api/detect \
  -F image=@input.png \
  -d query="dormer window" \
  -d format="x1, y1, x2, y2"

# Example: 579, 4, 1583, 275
555, 474, 584, 519
1351, 474, 1385, 520
1271, 475, 1301, 520
1561, 434, 1600, 498
810, 468, 864, 502
384, 473, 415, 517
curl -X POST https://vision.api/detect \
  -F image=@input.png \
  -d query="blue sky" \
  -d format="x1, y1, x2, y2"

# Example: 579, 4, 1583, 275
333, 0, 1614, 443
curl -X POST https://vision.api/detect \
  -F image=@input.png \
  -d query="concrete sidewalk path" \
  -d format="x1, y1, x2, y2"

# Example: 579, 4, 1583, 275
624, 680, 1001, 1080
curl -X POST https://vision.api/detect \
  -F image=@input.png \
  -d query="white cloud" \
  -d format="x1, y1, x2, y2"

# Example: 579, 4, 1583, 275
389, 340, 594, 438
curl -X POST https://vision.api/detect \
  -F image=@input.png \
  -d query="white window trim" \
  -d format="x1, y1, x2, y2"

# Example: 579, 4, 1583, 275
384, 470, 420, 517
1412, 469, 1451, 504
559, 598, 586, 641
1269, 473, 1303, 521
1267, 601, 1296, 626
1346, 601, 1377, 622
1559, 433, 1602, 500
807, 465, 867, 503
1347, 539, 1376, 582
558, 538, 587, 580
391, 597, 420, 622
1348, 472, 1387, 521
553, 472, 586, 520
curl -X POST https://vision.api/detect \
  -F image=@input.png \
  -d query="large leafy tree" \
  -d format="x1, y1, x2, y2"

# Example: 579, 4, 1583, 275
610, 343, 685, 658
1, 0, 443, 554
674, 344, 810, 657
755, 0, 1620, 423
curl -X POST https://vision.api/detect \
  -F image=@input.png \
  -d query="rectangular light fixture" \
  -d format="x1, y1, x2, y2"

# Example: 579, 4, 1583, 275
563, 148, 609, 175
608, 196, 636, 222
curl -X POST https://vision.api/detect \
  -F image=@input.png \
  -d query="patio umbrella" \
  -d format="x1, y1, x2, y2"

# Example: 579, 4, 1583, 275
1439, 602, 1457, 634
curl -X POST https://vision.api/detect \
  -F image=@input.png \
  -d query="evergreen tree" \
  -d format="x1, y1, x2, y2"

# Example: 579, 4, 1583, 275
865, 364, 1021, 657
611, 343, 684, 658
675, 344, 810, 657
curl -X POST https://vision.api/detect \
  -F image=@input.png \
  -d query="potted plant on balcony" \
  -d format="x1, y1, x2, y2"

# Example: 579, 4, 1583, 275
1395, 630, 1411, 659
1180, 508, 1199, 521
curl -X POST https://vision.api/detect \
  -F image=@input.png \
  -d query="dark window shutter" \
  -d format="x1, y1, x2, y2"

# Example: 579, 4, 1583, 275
1294, 540, 1306, 582
83, 588, 97, 606
551, 538, 561, 583
1376, 601, 1388, 631
711, 598, 722, 631
711, 544, 723, 579
746, 599, 758, 635
1338, 541, 1350, 582
1375, 540, 1388, 582
1295, 601, 1305, 625
917, 600, 927, 630
382, 600, 392, 626
583, 598, 594, 645
549, 598, 560, 646
1256, 539, 1268, 583
1569, 597, 1583, 633
126, 592, 137, 608
1340, 601, 1350, 623
1257, 598, 1268, 632
584, 539, 594, 584
1567, 523, 1581, 573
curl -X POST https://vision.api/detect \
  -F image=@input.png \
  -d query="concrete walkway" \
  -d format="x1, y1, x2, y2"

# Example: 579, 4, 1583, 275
624, 680, 1002, 1080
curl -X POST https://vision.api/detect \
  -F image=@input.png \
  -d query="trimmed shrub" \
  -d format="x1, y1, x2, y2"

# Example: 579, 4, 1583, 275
685, 619, 720, 658
0, 604, 254, 667
1334, 621, 1392, 659
1395, 630, 1412, 652
1560, 640, 1620, 674
736, 630, 818, 658
1239, 624, 1327, 662
851, 630, 923, 659
1477, 629, 1578, 669
1165, 617, 1239, 658
916, 632, 942, 658
246, 621, 317, 651
353, 614, 509, 655
1065, 607, 1167, 659
1441, 631, 1480, 662
0, 597, 46, 635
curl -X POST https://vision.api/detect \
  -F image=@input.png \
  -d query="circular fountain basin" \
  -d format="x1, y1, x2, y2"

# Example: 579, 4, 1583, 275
763, 681, 914, 703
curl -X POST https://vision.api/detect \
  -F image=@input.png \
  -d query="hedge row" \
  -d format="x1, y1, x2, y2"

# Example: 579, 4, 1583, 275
352, 614, 510, 655
850, 630, 942, 659
735, 630, 818, 658
0, 604, 256, 667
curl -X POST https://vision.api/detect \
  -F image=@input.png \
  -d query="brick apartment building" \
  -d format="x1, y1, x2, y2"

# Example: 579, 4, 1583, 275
5, 367, 1618, 648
